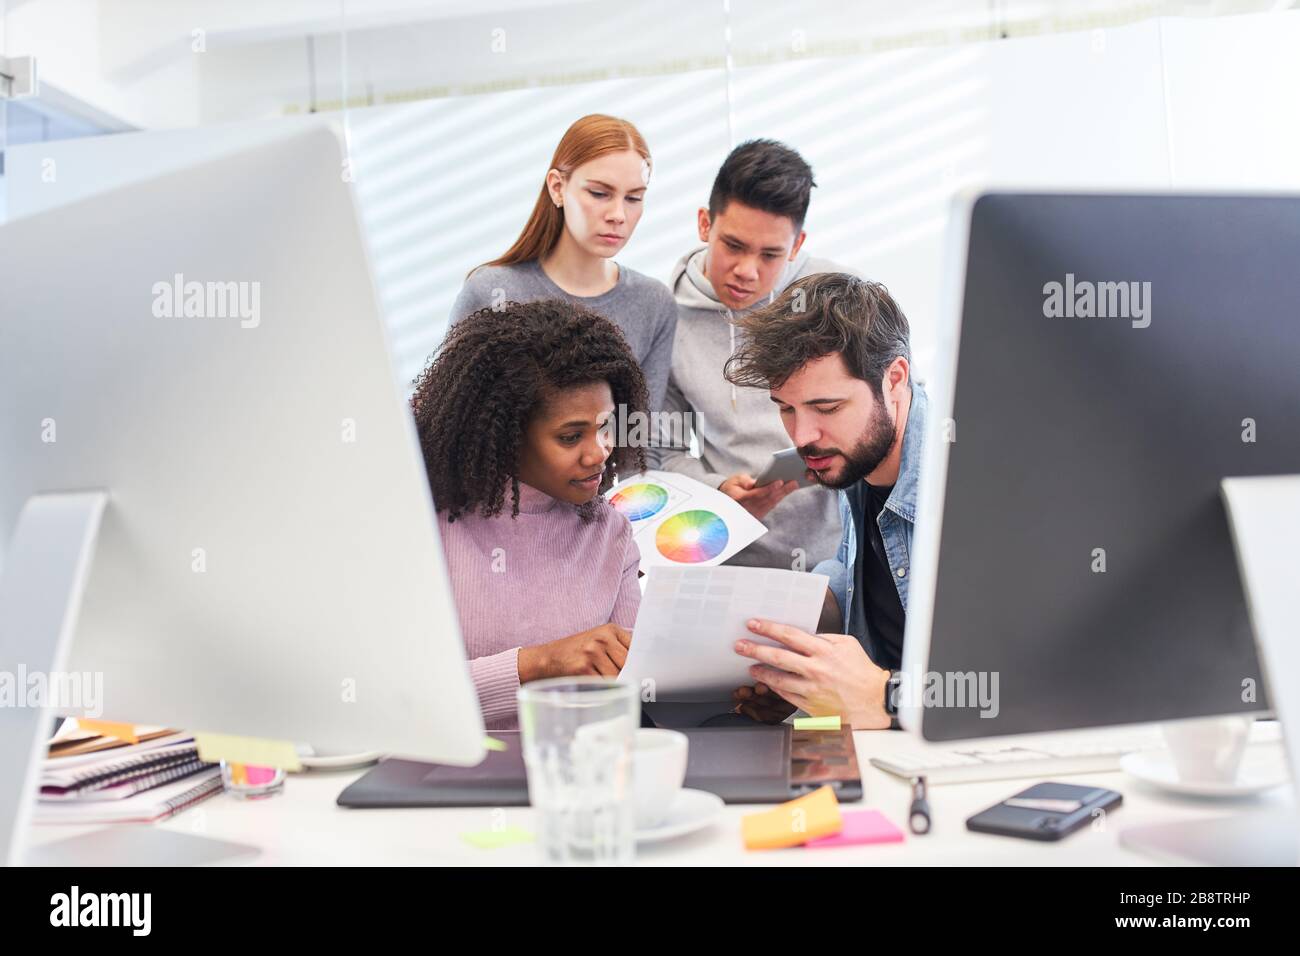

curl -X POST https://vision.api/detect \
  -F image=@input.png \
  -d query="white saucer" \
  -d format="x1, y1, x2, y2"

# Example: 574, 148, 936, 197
296, 750, 385, 771
1120, 744, 1289, 797
635, 789, 724, 843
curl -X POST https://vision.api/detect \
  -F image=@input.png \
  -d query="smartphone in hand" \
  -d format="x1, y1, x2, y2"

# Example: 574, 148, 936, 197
755, 447, 814, 487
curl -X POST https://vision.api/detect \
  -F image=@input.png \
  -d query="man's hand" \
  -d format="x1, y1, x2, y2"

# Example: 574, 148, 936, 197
719, 473, 798, 520
733, 619, 892, 730
731, 682, 798, 724
518, 623, 631, 682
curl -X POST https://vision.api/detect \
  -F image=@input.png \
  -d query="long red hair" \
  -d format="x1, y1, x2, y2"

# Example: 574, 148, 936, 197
479, 114, 651, 273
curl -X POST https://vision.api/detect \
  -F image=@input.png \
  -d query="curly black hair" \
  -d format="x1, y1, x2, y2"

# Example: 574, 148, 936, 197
412, 299, 649, 522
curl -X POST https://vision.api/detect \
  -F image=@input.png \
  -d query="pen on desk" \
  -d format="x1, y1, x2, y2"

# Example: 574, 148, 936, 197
909, 775, 931, 835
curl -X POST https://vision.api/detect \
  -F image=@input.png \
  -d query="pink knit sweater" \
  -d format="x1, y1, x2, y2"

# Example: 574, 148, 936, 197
437, 481, 641, 729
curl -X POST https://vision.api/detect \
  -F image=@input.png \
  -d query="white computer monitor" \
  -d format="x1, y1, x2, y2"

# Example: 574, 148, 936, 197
0, 126, 485, 866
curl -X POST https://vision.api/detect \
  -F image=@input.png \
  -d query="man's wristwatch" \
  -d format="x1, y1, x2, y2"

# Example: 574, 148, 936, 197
883, 669, 902, 720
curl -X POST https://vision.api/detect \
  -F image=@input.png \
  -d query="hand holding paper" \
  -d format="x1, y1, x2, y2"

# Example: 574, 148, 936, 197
619, 566, 829, 702
734, 619, 894, 730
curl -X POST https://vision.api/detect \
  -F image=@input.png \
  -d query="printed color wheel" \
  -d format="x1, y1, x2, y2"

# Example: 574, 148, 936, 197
655, 510, 729, 563
610, 483, 669, 521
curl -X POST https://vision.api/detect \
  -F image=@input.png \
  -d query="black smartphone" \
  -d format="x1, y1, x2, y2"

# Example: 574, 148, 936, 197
965, 782, 1122, 841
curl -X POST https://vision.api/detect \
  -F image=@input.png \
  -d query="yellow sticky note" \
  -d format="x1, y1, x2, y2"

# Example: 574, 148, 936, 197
76, 720, 141, 744
793, 715, 842, 731
194, 732, 302, 771
742, 785, 842, 850
461, 826, 534, 850
483, 736, 507, 752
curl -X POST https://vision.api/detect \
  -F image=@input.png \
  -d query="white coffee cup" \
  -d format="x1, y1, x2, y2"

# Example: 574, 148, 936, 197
631, 728, 688, 830
1161, 715, 1252, 784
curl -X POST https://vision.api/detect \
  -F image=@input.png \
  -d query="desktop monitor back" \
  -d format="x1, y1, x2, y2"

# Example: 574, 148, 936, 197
0, 127, 485, 861
903, 191, 1300, 741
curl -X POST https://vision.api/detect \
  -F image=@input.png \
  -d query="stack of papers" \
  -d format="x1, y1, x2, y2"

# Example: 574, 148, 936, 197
36, 722, 222, 825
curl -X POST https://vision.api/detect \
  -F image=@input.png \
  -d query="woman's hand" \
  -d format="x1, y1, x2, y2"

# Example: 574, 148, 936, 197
517, 623, 632, 682
732, 682, 798, 723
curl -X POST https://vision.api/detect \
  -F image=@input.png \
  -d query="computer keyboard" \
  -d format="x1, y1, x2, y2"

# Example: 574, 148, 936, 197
869, 721, 1282, 785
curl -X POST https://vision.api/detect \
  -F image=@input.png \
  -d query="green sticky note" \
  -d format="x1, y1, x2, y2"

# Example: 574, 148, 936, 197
461, 826, 534, 850
194, 731, 303, 771
482, 736, 507, 752
794, 715, 842, 731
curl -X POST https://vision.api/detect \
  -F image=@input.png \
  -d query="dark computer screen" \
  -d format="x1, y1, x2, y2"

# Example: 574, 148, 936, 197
917, 193, 1299, 740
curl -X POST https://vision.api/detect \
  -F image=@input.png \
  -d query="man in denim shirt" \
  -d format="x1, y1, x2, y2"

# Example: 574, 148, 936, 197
724, 273, 922, 730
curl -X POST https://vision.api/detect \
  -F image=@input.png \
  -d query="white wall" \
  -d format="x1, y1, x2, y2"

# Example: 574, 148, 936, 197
1160, 14, 1300, 189
7, 10, 1300, 388
2, 0, 200, 129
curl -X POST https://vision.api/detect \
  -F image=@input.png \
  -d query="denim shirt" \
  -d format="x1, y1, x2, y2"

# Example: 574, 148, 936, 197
813, 381, 928, 657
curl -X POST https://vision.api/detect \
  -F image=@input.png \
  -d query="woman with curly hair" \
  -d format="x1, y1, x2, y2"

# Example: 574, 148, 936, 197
412, 298, 648, 729
449, 114, 677, 415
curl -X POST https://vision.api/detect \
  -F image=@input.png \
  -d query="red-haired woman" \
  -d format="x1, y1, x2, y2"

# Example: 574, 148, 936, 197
450, 114, 677, 414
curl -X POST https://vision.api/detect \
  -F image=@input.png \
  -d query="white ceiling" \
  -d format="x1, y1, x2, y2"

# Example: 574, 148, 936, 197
3, 0, 1294, 129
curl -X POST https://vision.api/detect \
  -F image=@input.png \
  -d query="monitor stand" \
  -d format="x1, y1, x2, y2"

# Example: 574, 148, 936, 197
1, 492, 257, 867
1121, 810, 1298, 866
26, 826, 261, 867
1121, 475, 1300, 866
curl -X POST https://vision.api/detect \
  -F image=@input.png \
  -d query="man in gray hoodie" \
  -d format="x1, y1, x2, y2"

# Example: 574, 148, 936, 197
654, 140, 855, 571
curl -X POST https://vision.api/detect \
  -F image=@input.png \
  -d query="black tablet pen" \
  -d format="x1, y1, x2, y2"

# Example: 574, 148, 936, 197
909, 775, 931, 834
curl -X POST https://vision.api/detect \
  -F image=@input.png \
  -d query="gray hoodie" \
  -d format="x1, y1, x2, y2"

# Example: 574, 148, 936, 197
653, 246, 854, 570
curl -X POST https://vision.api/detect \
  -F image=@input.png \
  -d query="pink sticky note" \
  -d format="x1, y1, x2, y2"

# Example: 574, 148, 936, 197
805, 809, 905, 848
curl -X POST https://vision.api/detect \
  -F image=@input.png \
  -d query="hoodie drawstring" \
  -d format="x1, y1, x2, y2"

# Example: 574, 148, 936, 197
728, 312, 737, 412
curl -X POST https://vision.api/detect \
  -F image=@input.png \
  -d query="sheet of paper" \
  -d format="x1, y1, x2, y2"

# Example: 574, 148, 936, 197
619, 565, 829, 702
609, 470, 767, 569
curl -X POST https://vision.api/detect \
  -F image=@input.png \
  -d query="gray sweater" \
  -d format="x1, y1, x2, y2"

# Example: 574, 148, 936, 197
449, 259, 677, 415
653, 246, 855, 571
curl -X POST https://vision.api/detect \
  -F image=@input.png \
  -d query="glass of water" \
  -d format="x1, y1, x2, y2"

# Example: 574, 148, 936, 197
219, 761, 286, 798
517, 677, 638, 865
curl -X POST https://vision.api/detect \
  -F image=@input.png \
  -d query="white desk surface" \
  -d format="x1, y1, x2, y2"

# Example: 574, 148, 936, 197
25, 726, 1294, 866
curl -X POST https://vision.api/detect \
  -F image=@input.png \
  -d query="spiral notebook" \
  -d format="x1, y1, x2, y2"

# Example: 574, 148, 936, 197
42, 753, 210, 801
34, 768, 224, 824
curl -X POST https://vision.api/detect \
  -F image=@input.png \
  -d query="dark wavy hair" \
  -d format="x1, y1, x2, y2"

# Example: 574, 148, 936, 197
724, 272, 911, 398
412, 299, 649, 522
